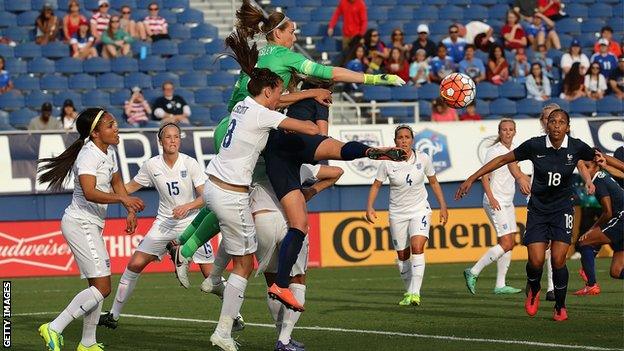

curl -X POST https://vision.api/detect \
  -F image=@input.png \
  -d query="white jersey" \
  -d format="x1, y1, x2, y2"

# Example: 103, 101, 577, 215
376, 151, 435, 220
483, 142, 516, 204
206, 96, 286, 186
64, 141, 118, 228
133, 153, 206, 228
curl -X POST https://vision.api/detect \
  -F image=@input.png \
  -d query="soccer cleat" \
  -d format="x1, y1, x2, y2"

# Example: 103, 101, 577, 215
578, 268, 588, 283
268, 284, 305, 312
463, 268, 478, 295
210, 332, 239, 351
77, 343, 105, 351
166, 240, 190, 288
366, 147, 408, 162
545, 290, 555, 301
573, 284, 601, 296
494, 286, 522, 294
524, 289, 540, 317
410, 294, 421, 306
97, 311, 118, 329
398, 293, 412, 306
275, 340, 304, 351
38, 323, 64, 351
553, 307, 568, 321
290, 339, 305, 349
232, 314, 245, 332
200, 276, 226, 298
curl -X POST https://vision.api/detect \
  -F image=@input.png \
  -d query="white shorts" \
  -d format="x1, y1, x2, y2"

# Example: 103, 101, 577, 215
389, 212, 432, 251
203, 179, 257, 256
136, 219, 214, 264
192, 242, 216, 264
484, 200, 517, 237
61, 214, 110, 279
254, 211, 308, 276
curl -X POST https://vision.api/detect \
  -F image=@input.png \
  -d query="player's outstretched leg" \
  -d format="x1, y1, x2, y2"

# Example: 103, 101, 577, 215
166, 240, 191, 288
181, 210, 221, 259
178, 207, 210, 245
313, 138, 407, 163
574, 244, 601, 296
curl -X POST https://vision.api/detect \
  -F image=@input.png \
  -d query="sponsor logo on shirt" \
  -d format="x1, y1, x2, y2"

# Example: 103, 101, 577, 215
414, 129, 451, 174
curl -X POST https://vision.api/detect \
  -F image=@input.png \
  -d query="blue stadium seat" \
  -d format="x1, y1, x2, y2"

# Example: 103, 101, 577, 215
96, 73, 124, 90
69, 73, 96, 91
41, 42, 69, 58
165, 55, 193, 73
499, 81, 526, 99
439, 5, 463, 20
206, 71, 238, 87
430, 22, 451, 35
391, 86, 418, 101
53, 91, 81, 107
608, 18, 623, 33
371, 0, 397, 5
210, 104, 228, 122
124, 72, 152, 89
191, 23, 219, 41
55, 57, 83, 74
380, 106, 413, 123
193, 55, 218, 71
472, 0, 497, 4
110, 90, 130, 106
40, 74, 68, 91
151, 40, 178, 56
588, 3, 612, 18
176, 88, 194, 104
475, 99, 490, 116
194, 87, 223, 104
378, 21, 403, 35
413, 6, 438, 20
137, 0, 161, 9
25, 91, 53, 109
152, 72, 180, 88
0, 12, 17, 28
27, 57, 55, 74
205, 39, 225, 55
596, 96, 623, 115
298, 0, 321, 6
396, 0, 419, 4
83, 90, 110, 107
13, 75, 39, 90
315, 36, 340, 52
418, 100, 431, 120
110, 0, 137, 9
368, 9, 388, 22
83, 0, 99, 11
4, 58, 26, 75
569, 97, 596, 115
449, 0, 470, 5
138, 55, 166, 72
270, 0, 295, 7
163, 0, 189, 10
14, 43, 41, 59
222, 88, 233, 103
16, 11, 39, 26
387, 6, 413, 21
159, 9, 177, 24
417, 84, 440, 100
288, 8, 312, 22
544, 98, 569, 112
565, 4, 588, 19
140, 89, 158, 104
179, 72, 206, 88
111, 56, 138, 73
515, 98, 543, 115
218, 56, 240, 71
177, 8, 203, 25
131, 9, 148, 22
83, 57, 111, 73
488, 4, 509, 21
546, 49, 563, 65
300, 22, 323, 37
0, 91, 24, 110
3, 27, 30, 42
557, 18, 581, 34
313, 8, 336, 22
9, 108, 36, 129
464, 5, 489, 21
581, 19, 604, 34
178, 39, 205, 55
168, 23, 191, 41
490, 98, 516, 115
361, 86, 392, 101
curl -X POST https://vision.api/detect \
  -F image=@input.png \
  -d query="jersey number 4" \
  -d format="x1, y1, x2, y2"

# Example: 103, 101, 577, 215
406, 174, 413, 186
167, 181, 179, 196
222, 119, 237, 148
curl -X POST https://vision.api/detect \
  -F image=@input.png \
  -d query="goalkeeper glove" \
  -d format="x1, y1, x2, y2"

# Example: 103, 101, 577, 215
363, 74, 406, 86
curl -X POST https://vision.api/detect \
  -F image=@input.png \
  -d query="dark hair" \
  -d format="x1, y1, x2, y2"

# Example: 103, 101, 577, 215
61, 99, 76, 120
107, 15, 119, 38
162, 81, 174, 89
488, 44, 504, 62
288, 68, 333, 92
388, 47, 405, 64
530, 62, 543, 79
474, 33, 491, 52
448, 24, 458, 31
547, 108, 570, 124
37, 4, 55, 24
340, 39, 364, 66
158, 122, 181, 140
0, 55, 4, 69
601, 26, 613, 34
224, 29, 282, 96
37, 108, 108, 190
506, 9, 520, 25
68, 0, 79, 11
394, 124, 414, 138
563, 62, 583, 95
465, 44, 476, 52
235, 0, 289, 41
364, 29, 380, 50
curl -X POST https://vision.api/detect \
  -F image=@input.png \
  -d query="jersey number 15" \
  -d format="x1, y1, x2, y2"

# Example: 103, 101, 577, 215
167, 181, 179, 196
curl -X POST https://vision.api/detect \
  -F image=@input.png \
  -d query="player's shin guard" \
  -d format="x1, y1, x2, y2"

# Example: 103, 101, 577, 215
340, 141, 370, 161
111, 268, 140, 320
278, 283, 306, 344
181, 211, 220, 259
276, 228, 305, 288
81, 300, 103, 347
409, 254, 425, 296
552, 265, 569, 311
579, 245, 598, 286
526, 263, 543, 295
496, 251, 512, 289
216, 274, 247, 338
178, 207, 209, 244
397, 259, 411, 292
50, 286, 104, 333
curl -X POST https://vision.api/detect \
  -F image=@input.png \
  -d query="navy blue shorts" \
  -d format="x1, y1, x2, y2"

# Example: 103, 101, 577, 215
264, 130, 328, 200
522, 206, 574, 245
602, 211, 624, 252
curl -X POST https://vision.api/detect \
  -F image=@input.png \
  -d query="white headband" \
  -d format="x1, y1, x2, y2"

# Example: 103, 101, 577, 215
84, 109, 105, 142
266, 16, 290, 34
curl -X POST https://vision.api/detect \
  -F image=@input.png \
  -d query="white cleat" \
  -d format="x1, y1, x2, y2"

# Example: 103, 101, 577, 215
201, 277, 226, 297
166, 241, 190, 288
210, 332, 239, 351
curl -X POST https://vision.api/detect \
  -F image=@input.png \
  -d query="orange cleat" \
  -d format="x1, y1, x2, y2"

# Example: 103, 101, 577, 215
553, 307, 568, 321
573, 284, 601, 296
578, 268, 588, 283
268, 284, 305, 312
524, 289, 540, 317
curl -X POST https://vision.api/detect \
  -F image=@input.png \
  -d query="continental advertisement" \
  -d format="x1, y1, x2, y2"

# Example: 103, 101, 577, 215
319, 208, 529, 267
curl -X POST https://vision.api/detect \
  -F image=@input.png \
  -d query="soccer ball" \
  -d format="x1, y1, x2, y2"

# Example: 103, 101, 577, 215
439, 73, 476, 109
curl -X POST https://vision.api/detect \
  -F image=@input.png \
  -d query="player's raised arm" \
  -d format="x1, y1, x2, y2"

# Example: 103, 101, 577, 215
455, 151, 517, 200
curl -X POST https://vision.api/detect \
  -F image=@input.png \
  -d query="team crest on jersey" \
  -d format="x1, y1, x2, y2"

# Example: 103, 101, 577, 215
339, 129, 383, 179
416, 163, 422, 170
414, 129, 451, 174
566, 153, 574, 165
180, 170, 187, 178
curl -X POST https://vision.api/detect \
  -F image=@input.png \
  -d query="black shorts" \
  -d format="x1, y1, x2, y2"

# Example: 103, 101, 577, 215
522, 206, 574, 245
264, 130, 328, 200
602, 211, 624, 252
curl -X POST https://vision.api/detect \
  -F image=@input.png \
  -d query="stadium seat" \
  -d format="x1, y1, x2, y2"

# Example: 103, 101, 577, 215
25, 91, 54, 109
4, 58, 26, 74
515, 98, 543, 116
387, 7, 413, 21
16, 11, 39, 26
152, 72, 180, 88
40, 74, 68, 91
163, 0, 189, 10
546, 49, 563, 66
475, 99, 490, 116
222, 88, 233, 103
189, 105, 212, 126
312, 8, 338, 22
430, 22, 451, 35
139, 55, 166, 72
176, 88, 194, 104
488, 4, 509, 21
193, 55, 218, 71
137, 0, 162, 9
418, 100, 431, 121
124, 72, 152, 89
3, 27, 30, 43
54, 91, 82, 107
413, 6, 438, 20
206, 72, 238, 87
166, 55, 193, 73
9, 108, 36, 129
565, 4, 588, 19
110, 90, 130, 106
210, 104, 229, 122
82, 90, 110, 107
159, 9, 177, 24
111, 0, 137, 9
417, 84, 440, 100
84, 0, 99, 11
379, 21, 403, 35
177, 8, 203, 25
96, 73, 124, 90
41, 42, 69, 58
472, 0, 498, 5
151, 40, 178, 56
380, 106, 413, 123
111, 56, 139, 73
194, 87, 223, 104
218, 56, 240, 71
178, 39, 206, 55
367, 9, 388, 22
205, 39, 225, 55
270, 0, 295, 7
608, 18, 623, 33
588, 3, 612, 18
391, 86, 418, 101
371, 0, 397, 6
361, 86, 392, 101
439, 5, 463, 20
490, 98, 516, 115
55, 57, 83, 74
596, 96, 624, 115
68, 73, 97, 91
191, 23, 219, 41
288, 8, 312, 22
14, 43, 41, 59
464, 5, 489, 21
545, 98, 569, 112
569, 97, 596, 115
580, 19, 604, 34
499, 81, 526, 99
557, 18, 581, 34
83, 57, 111, 73
179, 72, 206, 88
0, 12, 17, 28
131, 41, 150, 56
168, 23, 191, 40
13, 75, 39, 90
131, 9, 149, 22
0, 91, 24, 110
298, 0, 321, 7
27, 57, 55, 75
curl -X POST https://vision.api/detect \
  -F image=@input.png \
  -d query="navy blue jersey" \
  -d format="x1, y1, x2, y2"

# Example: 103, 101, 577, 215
514, 135, 595, 213
286, 98, 329, 122
594, 171, 624, 215
613, 146, 623, 187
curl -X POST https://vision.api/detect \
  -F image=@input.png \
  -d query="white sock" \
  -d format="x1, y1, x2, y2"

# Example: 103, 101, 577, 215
397, 259, 411, 292
50, 286, 104, 333
545, 248, 554, 291
495, 251, 512, 289
111, 269, 140, 320
267, 295, 285, 335
470, 244, 505, 276
278, 283, 306, 344
80, 300, 103, 347
210, 245, 231, 285
408, 254, 425, 295
215, 274, 247, 338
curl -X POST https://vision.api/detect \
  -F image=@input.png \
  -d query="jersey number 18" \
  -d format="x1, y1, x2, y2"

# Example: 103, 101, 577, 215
547, 172, 561, 186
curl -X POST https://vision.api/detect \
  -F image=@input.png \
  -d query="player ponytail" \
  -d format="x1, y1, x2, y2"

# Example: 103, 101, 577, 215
224, 29, 282, 97
492, 118, 516, 146
37, 107, 107, 191
236, 0, 289, 41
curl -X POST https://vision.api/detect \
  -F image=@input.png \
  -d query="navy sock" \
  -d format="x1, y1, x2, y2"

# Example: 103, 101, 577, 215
579, 245, 598, 285
340, 141, 370, 161
620, 269, 624, 279
526, 262, 543, 295
552, 265, 569, 311
276, 228, 305, 288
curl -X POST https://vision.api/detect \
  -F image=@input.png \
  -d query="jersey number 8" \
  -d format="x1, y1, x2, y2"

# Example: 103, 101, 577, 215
222, 119, 237, 149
